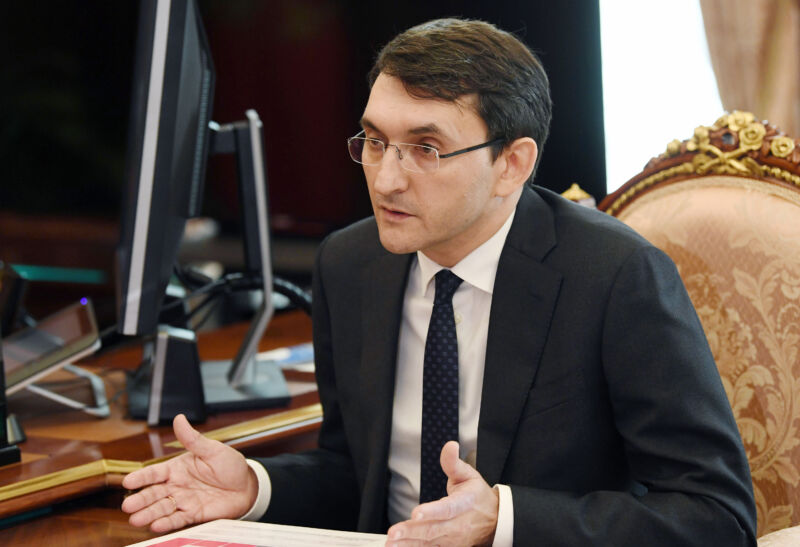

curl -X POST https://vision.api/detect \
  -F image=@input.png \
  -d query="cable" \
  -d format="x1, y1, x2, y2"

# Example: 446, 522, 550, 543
173, 262, 213, 290
159, 275, 229, 314
273, 276, 312, 315
100, 270, 312, 349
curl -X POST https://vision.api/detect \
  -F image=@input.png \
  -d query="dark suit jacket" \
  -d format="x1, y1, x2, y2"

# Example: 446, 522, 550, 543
258, 186, 756, 545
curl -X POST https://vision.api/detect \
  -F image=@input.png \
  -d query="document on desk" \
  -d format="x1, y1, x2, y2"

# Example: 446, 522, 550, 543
125, 519, 387, 547
258, 342, 315, 373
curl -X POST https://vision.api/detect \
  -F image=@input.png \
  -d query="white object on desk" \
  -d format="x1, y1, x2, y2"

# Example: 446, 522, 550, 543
126, 519, 387, 547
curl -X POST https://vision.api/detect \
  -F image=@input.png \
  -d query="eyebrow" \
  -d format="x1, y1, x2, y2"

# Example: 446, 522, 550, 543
408, 123, 443, 136
359, 117, 447, 140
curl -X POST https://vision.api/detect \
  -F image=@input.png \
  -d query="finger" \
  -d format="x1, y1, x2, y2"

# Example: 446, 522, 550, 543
440, 441, 479, 486
121, 483, 172, 514
411, 491, 475, 522
150, 507, 194, 534
173, 413, 218, 459
387, 519, 448, 544
128, 494, 180, 528
122, 461, 173, 490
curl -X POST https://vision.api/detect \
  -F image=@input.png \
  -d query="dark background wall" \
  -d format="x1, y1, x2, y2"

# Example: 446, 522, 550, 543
0, 0, 604, 323
1, 0, 605, 233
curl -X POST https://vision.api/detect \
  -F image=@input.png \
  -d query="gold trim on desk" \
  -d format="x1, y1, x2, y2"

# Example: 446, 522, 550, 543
0, 403, 323, 503
164, 403, 323, 448
0, 459, 142, 502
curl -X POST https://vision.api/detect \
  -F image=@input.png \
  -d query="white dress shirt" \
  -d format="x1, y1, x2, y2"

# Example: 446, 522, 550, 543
387, 210, 515, 546
245, 210, 517, 546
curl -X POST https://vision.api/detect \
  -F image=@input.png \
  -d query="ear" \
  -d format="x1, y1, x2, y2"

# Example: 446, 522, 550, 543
494, 137, 538, 197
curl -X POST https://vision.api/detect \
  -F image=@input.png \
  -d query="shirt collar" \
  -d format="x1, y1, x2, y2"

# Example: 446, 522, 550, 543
415, 209, 516, 297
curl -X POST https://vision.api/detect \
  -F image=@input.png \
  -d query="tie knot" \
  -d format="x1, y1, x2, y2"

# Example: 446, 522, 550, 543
434, 269, 463, 303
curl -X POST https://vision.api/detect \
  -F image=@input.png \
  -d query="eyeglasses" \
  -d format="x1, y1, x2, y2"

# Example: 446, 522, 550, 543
347, 130, 504, 174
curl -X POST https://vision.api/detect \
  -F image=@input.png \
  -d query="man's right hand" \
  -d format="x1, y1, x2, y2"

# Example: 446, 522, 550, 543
121, 413, 259, 533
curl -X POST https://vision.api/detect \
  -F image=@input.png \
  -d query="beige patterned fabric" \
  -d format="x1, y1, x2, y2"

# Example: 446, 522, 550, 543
618, 175, 800, 537
758, 524, 800, 546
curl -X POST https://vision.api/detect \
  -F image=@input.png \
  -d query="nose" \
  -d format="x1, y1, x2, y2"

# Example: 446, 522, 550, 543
370, 145, 409, 195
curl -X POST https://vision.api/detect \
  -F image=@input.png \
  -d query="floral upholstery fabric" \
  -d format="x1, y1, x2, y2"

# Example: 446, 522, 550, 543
618, 175, 800, 537
758, 524, 800, 546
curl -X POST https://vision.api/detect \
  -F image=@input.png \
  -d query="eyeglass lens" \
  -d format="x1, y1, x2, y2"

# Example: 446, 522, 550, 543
348, 137, 438, 174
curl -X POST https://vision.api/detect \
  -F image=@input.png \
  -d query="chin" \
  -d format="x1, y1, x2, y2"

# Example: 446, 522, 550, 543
377, 231, 418, 255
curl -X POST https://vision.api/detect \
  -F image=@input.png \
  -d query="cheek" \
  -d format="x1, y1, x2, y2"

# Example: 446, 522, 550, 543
455, 170, 494, 213
416, 187, 451, 221
421, 173, 483, 220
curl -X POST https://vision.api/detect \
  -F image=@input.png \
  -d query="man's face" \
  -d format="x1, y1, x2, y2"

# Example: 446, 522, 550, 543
360, 73, 508, 267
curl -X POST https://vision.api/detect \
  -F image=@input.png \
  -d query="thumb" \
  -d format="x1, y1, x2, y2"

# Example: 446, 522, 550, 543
173, 413, 218, 459
440, 440, 479, 486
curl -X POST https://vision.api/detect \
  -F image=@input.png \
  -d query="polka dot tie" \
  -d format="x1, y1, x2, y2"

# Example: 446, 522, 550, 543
419, 269, 463, 504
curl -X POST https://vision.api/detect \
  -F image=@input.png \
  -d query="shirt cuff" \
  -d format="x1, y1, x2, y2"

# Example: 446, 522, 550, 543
492, 484, 514, 547
239, 459, 272, 521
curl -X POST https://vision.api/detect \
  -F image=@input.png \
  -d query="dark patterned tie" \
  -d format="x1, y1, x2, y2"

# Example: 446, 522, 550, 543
419, 269, 463, 504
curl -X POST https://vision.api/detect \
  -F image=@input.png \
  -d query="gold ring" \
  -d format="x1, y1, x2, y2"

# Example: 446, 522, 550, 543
166, 495, 178, 513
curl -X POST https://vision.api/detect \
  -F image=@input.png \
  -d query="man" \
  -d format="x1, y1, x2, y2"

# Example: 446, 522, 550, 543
122, 18, 756, 545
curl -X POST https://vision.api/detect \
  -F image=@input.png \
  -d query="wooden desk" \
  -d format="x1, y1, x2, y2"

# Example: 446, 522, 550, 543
0, 311, 319, 545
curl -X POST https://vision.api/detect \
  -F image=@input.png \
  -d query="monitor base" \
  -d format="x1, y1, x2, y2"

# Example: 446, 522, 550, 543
126, 366, 155, 420
0, 443, 20, 467
6, 413, 25, 445
126, 356, 290, 421
201, 359, 290, 412
125, 326, 207, 425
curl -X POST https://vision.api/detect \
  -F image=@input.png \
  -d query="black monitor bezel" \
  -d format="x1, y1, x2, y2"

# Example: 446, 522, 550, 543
117, 0, 215, 337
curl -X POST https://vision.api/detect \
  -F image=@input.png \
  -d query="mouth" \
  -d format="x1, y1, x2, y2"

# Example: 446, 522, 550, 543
379, 205, 413, 220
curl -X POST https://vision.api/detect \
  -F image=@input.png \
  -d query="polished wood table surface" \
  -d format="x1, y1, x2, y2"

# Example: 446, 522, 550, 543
0, 311, 319, 546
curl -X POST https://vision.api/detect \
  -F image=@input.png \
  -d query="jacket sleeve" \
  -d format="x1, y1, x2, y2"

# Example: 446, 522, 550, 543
510, 246, 757, 546
254, 235, 360, 531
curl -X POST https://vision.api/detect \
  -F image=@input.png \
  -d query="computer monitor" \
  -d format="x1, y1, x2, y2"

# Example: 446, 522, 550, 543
118, 0, 214, 338
0, 326, 22, 466
117, 0, 289, 426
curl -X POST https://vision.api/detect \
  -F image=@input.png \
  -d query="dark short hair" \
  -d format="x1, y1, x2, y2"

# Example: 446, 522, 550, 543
368, 18, 552, 182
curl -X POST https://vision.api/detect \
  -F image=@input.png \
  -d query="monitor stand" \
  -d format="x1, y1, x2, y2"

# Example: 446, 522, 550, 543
201, 109, 290, 412
126, 323, 290, 425
126, 325, 208, 426
0, 414, 22, 466
200, 283, 289, 412
6, 414, 24, 444
0, 444, 20, 467
201, 359, 289, 412
25, 365, 110, 418
126, 110, 290, 426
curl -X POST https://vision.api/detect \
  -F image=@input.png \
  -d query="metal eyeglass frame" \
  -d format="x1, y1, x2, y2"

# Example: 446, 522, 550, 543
347, 130, 504, 173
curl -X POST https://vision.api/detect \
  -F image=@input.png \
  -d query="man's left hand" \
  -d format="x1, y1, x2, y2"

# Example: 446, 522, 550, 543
386, 441, 499, 546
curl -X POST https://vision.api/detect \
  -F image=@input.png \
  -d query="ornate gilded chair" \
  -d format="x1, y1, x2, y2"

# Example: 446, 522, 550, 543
598, 111, 800, 539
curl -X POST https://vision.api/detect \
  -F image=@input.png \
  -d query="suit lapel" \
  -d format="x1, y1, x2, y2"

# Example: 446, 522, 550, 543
477, 188, 564, 485
357, 250, 412, 531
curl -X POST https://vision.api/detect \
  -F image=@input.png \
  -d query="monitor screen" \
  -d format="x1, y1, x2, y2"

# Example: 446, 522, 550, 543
117, 0, 215, 337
